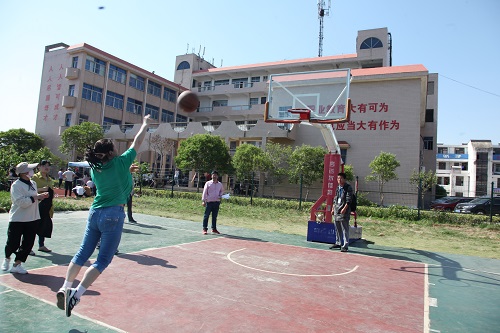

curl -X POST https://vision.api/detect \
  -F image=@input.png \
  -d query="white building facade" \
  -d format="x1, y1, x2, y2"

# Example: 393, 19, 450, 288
436, 140, 500, 197
35, 28, 438, 206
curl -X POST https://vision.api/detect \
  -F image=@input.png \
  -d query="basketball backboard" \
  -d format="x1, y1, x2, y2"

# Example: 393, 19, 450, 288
264, 68, 351, 124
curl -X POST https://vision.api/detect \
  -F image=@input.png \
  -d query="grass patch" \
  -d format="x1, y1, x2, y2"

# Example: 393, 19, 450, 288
1, 191, 499, 259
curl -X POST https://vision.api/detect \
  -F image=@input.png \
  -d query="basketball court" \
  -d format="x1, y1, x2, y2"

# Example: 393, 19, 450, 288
0, 211, 499, 333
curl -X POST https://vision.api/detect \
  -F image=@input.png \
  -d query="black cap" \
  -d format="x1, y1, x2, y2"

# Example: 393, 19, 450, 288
211, 170, 218, 175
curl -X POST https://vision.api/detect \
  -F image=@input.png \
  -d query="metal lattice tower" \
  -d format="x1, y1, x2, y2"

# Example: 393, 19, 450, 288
317, 0, 331, 57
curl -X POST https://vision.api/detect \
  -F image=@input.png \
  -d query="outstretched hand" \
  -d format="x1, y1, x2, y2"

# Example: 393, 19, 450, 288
143, 114, 152, 125
129, 163, 140, 173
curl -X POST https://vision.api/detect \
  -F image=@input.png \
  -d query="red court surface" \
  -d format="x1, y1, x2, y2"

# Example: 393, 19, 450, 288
0, 237, 428, 332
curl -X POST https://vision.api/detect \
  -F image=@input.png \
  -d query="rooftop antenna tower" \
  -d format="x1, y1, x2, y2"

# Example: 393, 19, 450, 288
317, 0, 331, 57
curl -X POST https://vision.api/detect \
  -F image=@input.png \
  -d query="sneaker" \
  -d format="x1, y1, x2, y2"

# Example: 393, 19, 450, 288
341, 246, 349, 252
202, 229, 208, 235
29, 250, 36, 256
329, 244, 341, 249
56, 288, 66, 310
38, 246, 52, 253
1, 258, 11, 271
10, 263, 28, 274
65, 288, 80, 317
128, 218, 137, 223
212, 229, 220, 235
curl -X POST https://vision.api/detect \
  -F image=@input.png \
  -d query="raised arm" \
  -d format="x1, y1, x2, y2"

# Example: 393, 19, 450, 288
130, 115, 152, 152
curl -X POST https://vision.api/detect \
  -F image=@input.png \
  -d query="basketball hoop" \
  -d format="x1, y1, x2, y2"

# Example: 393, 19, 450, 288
288, 108, 311, 121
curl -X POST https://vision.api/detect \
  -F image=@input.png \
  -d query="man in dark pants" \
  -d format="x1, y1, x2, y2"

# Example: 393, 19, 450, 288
127, 193, 136, 223
201, 170, 224, 235
330, 172, 353, 252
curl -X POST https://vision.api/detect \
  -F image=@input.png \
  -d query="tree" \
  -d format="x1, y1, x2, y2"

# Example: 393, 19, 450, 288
148, 134, 175, 175
0, 129, 43, 154
232, 144, 270, 195
60, 122, 104, 159
288, 145, 327, 200
365, 151, 400, 206
175, 134, 232, 176
263, 142, 292, 197
343, 164, 355, 182
410, 169, 437, 208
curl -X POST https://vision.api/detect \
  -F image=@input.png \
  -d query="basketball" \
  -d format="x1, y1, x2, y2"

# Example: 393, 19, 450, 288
177, 91, 199, 113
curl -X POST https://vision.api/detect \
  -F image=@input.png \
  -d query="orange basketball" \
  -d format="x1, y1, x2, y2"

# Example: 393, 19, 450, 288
177, 91, 199, 113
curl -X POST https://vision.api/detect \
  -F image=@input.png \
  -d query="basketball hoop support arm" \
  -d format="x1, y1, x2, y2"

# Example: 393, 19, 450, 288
309, 122, 341, 154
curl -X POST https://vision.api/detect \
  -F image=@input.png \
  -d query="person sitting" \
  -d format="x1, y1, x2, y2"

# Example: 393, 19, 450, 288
72, 185, 85, 198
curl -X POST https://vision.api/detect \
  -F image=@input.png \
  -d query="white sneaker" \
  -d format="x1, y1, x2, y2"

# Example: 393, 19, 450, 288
10, 263, 28, 274
1, 258, 10, 271
56, 288, 66, 310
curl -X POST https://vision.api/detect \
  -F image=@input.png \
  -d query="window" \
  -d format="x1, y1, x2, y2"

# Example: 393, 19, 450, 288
494, 164, 500, 175
232, 78, 248, 88
456, 176, 464, 186
260, 97, 267, 104
68, 85, 75, 97
82, 83, 102, 103
72, 56, 78, 68
64, 113, 72, 127
427, 81, 434, 95
462, 162, 468, 171
85, 56, 105, 76
103, 117, 121, 126
163, 87, 176, 102
444, 177, 450, 185
126, 98, 142, 115
176, 114, 188, 122
79, 114, 88, 124
214, 79, 229, 86
147, 81, 161, 97
129, 73, 145, 91
455, 147, 465, 154
360, 37, 383, 49
423, 136, 434, 150
278, 105, 293, 119
340, 148, 347, 164
145, 104, 159, 120
212, 100, 228, 107
106, 91, 124, 110
177, 61, 190, 70
425, 109, 434, 122
108, 64, 126, 84
249, 98, 259, 105
438, 147, 448, 154
161, 109, 174, 123
263, 75, 268, 81
251, 76, 261, 83
438, 162, 446, 170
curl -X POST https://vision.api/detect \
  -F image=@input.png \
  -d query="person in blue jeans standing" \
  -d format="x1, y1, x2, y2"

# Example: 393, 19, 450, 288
201, 170, 224, 235
57, 115, 151, 317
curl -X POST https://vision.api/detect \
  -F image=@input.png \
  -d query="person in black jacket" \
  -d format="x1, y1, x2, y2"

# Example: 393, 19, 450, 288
330, 172, 353, 252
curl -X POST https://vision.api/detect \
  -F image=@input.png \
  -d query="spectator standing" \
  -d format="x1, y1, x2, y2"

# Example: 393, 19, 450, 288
2, 162, 49, 274
62, 168, 76, 197
330, 172, 353, 252
201, 170, 224, 235
58, 168, 64, 188
31, 160, 55, 254
57, 115, 151, 317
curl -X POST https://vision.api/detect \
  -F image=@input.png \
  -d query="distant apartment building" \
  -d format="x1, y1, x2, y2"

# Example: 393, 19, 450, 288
35, 27, 438, 206
436, 140, 500, 197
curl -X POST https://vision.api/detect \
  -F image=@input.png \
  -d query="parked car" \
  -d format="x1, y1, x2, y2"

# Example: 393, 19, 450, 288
431, 197, 473, 211
454, 197, 500, 215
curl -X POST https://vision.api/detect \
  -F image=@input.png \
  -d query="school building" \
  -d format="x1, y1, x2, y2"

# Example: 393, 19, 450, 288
35, 27, 438, 206
436, 140, 500, 197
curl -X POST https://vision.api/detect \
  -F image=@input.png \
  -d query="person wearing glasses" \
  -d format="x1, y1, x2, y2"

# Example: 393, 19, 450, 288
57, 115, 151, 317
31, 160, 55, 254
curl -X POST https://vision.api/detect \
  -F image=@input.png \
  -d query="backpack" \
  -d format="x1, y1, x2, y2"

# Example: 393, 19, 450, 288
343, 184, 357, 212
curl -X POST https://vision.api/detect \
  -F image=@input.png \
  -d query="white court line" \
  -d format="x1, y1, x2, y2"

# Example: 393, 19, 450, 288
226, 248, 359, 277
424, 263, 430, 333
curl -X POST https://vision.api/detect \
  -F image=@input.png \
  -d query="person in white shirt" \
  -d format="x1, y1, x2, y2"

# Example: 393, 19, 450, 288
1, 162, 49, 274
86, 179, 95, 196
62, 168, 76, 197
72, 185, 85, 198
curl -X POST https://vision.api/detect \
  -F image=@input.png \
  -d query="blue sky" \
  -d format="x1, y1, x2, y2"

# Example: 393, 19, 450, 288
0, 0, 498, 145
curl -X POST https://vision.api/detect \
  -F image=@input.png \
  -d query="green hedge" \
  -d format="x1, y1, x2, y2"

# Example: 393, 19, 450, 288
1, 190, 498, 227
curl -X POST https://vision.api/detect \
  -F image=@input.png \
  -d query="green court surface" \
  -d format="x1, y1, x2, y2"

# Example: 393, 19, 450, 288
0, 211, 499, 333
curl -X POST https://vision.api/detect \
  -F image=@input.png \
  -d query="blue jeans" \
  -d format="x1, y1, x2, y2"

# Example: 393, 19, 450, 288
202, 202, 220, 230
72, 206, 125, 273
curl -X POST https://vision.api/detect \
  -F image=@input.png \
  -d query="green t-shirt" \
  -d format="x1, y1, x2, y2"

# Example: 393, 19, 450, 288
90, 148, 136, 209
